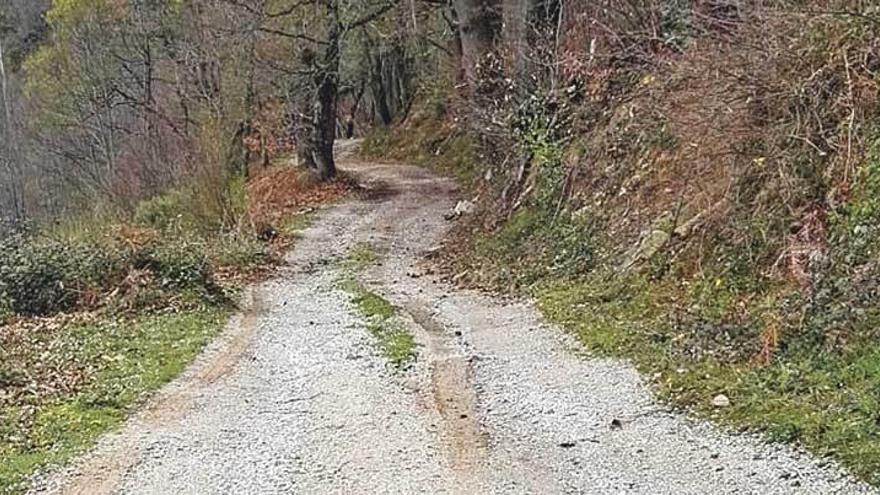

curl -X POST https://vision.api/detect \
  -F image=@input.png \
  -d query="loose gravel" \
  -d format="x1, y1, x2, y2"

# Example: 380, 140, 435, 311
29, 150, 877, 494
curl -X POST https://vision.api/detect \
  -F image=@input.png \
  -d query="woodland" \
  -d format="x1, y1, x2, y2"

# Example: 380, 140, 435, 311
2, 0, 880, 491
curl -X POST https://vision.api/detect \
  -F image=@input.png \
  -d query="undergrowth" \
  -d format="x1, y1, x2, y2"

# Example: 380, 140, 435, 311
445, 127, 880, 483
0, 162, 343, 494
536, 269, 880, 484
366, 69, 880, 487
361, 98, 479, 188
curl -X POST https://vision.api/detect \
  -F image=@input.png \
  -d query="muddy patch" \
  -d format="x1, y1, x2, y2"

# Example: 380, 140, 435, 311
405, 304, 487, 472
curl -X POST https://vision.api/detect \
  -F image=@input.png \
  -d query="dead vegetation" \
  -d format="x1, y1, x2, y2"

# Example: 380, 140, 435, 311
364, 0, 880, 484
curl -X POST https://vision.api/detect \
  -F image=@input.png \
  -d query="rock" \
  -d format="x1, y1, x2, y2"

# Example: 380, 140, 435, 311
610, 418, 623, 430
620, 229, 670, 269
446, 200, 476, 220
454, 200, 475, 215
712, 394, 731, 408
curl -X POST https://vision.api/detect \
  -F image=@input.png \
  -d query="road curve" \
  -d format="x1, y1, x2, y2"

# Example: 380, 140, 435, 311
30, 148, 875, 495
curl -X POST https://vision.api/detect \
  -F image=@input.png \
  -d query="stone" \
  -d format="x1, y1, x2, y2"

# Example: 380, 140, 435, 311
712, 394, 731, 408
454, 200, 475, 216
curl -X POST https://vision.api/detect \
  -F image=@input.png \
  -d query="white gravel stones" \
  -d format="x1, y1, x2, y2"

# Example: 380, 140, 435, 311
30, 149, 877, 495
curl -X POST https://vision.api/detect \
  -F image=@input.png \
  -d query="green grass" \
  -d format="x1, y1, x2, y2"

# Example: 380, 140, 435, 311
343, 242, 379, 271
338, 243, 415, 367
0, 307, 229, 495
447, 186, 880, 485
350, 286, 416, 367
535, 272, 880, 485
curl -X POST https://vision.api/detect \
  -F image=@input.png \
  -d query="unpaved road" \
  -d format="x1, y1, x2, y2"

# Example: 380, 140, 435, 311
31, 150, 875, 494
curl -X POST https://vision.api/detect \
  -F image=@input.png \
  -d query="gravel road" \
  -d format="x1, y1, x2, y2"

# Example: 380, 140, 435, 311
30, 148, 876, 494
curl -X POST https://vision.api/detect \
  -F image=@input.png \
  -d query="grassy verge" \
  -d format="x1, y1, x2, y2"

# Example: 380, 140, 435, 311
536, 272, 880, 484
0, 164, 348, 494
361, 104, 479, 188
454, 204, 880, 485
366, 95, 880, 484
338, 244, 415, 367
0, 307, 228, 494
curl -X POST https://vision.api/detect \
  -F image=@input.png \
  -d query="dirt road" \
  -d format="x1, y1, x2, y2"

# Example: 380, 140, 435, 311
31, 150, 874, 494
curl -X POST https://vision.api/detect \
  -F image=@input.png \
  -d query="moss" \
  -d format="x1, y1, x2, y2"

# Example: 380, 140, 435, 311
353, 289, 395, 320
341, 280, 416, 368
343, 242, 378, 272
337, 243, 415, 368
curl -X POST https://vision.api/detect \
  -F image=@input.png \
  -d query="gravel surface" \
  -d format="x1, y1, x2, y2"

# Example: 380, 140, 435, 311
30, 148, 877, 494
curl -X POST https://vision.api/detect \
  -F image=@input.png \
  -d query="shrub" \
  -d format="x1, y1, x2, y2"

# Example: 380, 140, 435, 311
0, 234, 125, 316
475, 206, 598, 289
209, 234, 271, 271
133, 190, 189, 231
136, 238, 213, 291
0, 229, 222, 318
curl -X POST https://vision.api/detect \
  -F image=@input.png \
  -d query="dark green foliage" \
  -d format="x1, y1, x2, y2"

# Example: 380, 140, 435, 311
0, 231, 222, 318
795, 135, 880, 351
0, 233, 124, 316
134, 239, 213, 291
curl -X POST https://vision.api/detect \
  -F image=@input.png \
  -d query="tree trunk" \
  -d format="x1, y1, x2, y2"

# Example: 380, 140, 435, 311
294, 103, 317, 172
346, 80, 365, 138
309, 1, 341, 181
362, 32, 392, 126
313, 75, 337, 180
451, 0, 500, 86
372, 56, 393, 126
0, 38, 24, 220
502, 0, 530, 78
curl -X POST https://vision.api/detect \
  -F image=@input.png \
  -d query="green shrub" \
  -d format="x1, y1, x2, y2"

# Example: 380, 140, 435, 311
133, 190, 189, 231
209, 234, 270, 271
476, 207, 598, 289
137, 239, 213, 291
0, 230, 221, 318
0, 234, 124, 316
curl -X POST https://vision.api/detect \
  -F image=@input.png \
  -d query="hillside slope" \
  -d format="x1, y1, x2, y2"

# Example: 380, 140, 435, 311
361, 3, 880, 483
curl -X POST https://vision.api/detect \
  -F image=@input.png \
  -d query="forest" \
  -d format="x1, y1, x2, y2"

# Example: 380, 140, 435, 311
2, 0, 880, 493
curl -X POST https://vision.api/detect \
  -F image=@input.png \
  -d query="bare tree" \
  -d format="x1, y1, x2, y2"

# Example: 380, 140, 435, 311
223, 0, 398, 180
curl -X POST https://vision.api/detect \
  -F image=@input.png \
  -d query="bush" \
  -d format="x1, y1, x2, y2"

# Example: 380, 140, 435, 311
475, 206, 598, 289
0, 230, 222, 318
133, 190, 189, 231
209, 234, 271, 271
134, 238, 214, 291
0, 234, 125, 316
